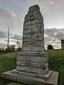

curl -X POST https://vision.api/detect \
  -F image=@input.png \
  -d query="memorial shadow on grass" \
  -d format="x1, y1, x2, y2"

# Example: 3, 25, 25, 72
0, 50, 64, 85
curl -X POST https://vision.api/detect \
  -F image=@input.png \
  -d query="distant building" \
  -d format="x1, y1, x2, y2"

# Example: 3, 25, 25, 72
61, 39, 64, 49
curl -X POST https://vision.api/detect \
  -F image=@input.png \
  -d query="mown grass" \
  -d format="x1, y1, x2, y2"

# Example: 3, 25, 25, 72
0, 52, 18, 72
47, 49, 64, 85
0, 52, 19, 85
0, 50, 64, 85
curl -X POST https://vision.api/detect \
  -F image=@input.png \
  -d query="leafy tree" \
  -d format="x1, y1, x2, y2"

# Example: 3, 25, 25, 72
0, 48, 1, 52
47, 44, 54, 50
16, 40, 22, 48
5, 45, 16, 52
16, 47, 22, 52
9, 45, 15, 52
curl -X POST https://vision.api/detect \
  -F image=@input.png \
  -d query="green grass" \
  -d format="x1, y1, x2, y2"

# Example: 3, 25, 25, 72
0, 52, 18, 72
47, 49, 64, 85
47, 49, 64, 60
0, 50, 64, 85
0, 52, 19, 85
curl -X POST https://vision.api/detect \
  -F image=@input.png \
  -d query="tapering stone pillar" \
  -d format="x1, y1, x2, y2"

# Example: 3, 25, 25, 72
16, 5, 49, 76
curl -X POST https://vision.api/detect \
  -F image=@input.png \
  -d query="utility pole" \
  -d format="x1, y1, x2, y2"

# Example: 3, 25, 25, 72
7, 28, 9, 49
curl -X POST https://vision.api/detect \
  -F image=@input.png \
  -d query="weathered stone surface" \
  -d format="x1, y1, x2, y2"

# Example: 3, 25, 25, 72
16, 5, 49, 75
8, 83, 22, 85
2, 69, 59, 85
1, 4, 59, 85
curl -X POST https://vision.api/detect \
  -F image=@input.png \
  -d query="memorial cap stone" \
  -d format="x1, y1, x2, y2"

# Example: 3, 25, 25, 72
29, 5, 40, 12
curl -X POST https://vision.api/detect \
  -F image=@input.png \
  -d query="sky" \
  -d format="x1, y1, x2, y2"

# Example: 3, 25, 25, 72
0, 0, 64, 48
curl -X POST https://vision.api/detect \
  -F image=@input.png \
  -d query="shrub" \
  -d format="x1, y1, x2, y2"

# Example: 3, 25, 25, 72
47, 44, 54, 50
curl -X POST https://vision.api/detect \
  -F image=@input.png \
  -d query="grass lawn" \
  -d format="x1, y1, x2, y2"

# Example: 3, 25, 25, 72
47, 49, 64, 85
0, 52, 19, 85
0, 50, 64, 85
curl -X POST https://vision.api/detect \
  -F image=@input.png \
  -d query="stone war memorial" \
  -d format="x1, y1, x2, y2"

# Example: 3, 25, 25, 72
2, 5, 59, 85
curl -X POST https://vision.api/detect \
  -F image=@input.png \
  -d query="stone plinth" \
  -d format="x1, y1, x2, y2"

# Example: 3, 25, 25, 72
7, 83, 22, 85
2, 69, 59, 85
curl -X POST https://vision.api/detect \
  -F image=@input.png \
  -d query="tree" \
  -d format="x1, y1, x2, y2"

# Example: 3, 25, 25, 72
0, 48, 5, 53
16, 40, 22, 48
5, 45, 16, 52
47, 44, 54, 50
16, 47, 22, 52
9, 45, 16, 52
0, 48, 1, 53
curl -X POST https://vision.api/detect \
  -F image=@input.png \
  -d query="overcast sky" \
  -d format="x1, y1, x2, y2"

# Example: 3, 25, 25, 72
0, 0, 64, 34
0, 0, 64, 31
0, 0, 64, 48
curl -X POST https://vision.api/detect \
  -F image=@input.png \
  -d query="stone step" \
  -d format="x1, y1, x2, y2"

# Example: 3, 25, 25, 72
7, 82, 23, 85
